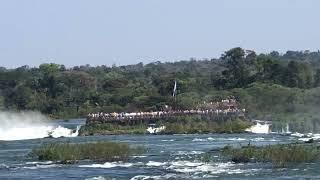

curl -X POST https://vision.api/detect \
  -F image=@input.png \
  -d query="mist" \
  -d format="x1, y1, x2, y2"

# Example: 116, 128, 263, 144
0, 111, 49, 128
0, 111, 79, 141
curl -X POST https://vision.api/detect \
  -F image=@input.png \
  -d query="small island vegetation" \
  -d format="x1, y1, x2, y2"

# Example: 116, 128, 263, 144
221, 143, 320, 167
29, 141, 145, 164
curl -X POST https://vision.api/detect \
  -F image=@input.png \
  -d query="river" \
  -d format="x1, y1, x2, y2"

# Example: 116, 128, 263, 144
0, 119, 320, 179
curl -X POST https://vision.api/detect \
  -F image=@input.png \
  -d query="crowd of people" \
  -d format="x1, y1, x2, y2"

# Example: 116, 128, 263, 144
87, 97, 245, 122
197, 96, 239, 110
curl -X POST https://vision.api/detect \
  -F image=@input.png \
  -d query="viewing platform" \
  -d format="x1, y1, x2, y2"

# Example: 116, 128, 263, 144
86, 110, 246, 126
86, 97, 246, 126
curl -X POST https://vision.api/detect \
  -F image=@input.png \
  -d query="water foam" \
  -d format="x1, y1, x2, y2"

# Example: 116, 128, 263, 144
146, 161, 167, 167
146, 126, 166, 134
281, 123, 291, 134
167, 161, 231, 174
227, 138, 246, 141
22, 164, 60, 170
175, 151, 205, 155
167, 161, 260, 175
49, 125, 80, 138
85, 176, 107, 180
0, 163, 10, 169
291, 132, 305, 138
131, 155, 147, 158
245, 122, 270, 134
251, 137, 265, 141
131, 174, 176, 180
297, 133, 320, 142
0, 111, 80, 141
161, 139, 175, 142
79, 162, 133, 168
192, 138, 207, 142
25, 161, 53, 165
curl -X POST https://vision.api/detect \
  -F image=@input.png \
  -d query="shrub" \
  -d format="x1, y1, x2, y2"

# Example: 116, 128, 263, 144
221, 143, 320, 167
30, 141, 145, 164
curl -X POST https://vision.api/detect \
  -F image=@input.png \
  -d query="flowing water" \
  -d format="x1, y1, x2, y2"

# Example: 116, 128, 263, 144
0, 119, 320, 179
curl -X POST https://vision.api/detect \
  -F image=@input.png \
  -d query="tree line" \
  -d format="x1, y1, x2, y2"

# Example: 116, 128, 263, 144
1, 47, 320, 121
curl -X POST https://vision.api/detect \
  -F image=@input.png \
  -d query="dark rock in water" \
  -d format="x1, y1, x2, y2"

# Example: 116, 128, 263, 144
280, 133, 292, 136
231, 156, 250, 163
59, 160, 77, 164
305, 138, 314, 144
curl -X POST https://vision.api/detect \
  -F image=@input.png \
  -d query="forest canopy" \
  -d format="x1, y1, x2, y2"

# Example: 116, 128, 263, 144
1, 48, 320, 123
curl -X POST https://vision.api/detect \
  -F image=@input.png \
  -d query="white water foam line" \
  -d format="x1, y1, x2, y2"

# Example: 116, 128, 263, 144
291, 132, 305, 138
192, 138, 207, 142
85, 176, 107, 180
161, 139, 175, 142
81, 160, 261, 177
79, 162, 133, 168
297, 133, 320, 142
175, 151, 205, 155
166, 161, 260, 175
146, 161, 167, 167
131, 174, 177, 180
22, 164, 61, 170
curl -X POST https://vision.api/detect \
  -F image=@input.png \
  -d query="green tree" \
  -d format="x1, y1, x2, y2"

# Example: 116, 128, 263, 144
314, 69, 320, 87
221, 47, 250, 88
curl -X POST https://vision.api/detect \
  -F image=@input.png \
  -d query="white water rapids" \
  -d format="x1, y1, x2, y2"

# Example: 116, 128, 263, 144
0, 111, 80, 141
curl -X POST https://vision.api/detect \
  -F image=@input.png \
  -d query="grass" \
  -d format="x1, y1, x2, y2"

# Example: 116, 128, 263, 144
29, 141, 145, 164
221, 143, 320, 167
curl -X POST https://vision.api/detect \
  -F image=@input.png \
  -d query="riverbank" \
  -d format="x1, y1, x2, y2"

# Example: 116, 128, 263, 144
79, 117, 252, 136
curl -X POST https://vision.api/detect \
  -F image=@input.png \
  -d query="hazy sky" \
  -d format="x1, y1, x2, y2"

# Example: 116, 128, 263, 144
0, 0, 319, 68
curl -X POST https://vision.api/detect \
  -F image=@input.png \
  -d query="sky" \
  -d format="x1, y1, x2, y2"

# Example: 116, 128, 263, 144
0, 0, 319, 68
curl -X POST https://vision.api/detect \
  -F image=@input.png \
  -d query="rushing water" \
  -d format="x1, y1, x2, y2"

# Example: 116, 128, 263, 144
0, 119, 320, 180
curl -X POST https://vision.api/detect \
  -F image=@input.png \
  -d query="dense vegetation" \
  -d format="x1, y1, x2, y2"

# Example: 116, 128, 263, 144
1, 48, 320, 127
30, 141, 144, 164
221, 143, 320, 167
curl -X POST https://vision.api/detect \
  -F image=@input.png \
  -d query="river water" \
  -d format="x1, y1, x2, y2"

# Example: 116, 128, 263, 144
0, 119, 320, 180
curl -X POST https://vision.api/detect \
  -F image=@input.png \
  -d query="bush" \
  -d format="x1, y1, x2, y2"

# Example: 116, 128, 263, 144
221, 143, 320, 167
30, 141, 145, 164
